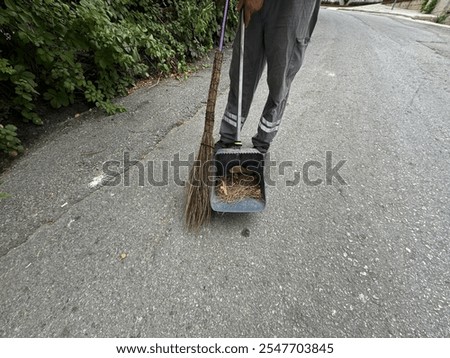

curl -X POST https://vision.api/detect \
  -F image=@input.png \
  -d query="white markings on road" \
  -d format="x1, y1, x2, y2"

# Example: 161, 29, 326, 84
326, 71, 336, 77
88, 174, 105, 188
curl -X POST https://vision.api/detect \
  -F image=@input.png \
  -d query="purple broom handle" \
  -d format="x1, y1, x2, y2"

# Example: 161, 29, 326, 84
218, 0, 231, 52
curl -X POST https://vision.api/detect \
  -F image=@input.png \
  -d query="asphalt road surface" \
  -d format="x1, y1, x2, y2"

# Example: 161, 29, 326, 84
0, 9, 449, 337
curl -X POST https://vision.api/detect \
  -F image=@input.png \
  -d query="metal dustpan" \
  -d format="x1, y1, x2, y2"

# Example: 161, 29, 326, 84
211, 12, 266, 213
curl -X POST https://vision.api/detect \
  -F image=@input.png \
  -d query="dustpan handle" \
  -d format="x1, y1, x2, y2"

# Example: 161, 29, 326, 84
235, 10, 245, 146
219, 0, 231, 52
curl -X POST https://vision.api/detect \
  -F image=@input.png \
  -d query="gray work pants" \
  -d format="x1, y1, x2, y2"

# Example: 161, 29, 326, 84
219, 0, 320, 150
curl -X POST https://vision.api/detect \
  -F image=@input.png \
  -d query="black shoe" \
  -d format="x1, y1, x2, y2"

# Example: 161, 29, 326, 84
253, 145, 269, 154
214, 140, 234, 153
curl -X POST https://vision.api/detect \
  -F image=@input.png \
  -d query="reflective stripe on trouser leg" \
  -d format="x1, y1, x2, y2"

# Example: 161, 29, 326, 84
219, 108, 246, 142
252, 0, 320, 149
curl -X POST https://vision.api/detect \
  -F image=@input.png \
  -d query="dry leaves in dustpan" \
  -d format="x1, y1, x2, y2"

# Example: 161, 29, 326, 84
216, 166, 262, 203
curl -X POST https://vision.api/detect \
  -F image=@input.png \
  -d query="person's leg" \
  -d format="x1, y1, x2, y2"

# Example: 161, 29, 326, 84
218, 9, 266, 145
252, 0, 320, 152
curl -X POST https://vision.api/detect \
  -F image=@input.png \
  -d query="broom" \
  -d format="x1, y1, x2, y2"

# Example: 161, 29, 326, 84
185, 0, 231, 231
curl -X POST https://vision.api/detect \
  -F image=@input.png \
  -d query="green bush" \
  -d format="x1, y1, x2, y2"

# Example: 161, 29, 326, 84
0, 0, 238, 156
421, 0, 438, 14
0, 124, 23, 155
436, 13, 448, 23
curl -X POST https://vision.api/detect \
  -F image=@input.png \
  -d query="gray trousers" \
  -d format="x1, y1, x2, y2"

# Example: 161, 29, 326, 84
219, 0, 320, 150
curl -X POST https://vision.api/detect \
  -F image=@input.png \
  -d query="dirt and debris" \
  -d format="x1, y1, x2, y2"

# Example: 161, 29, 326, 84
216, 166, 262, 203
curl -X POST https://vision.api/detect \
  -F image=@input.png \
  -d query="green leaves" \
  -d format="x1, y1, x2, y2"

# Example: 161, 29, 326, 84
36, 48, 55, 64
0, 124, 24, 155
43, 89, 73, 108
4, 0, 17, 10
0, 59, 15, 76
421, 0, 438, 14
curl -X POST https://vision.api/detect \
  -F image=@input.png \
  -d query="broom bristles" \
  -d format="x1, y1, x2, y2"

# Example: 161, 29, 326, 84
185, 130, 214, 231
184, 51, 223, 231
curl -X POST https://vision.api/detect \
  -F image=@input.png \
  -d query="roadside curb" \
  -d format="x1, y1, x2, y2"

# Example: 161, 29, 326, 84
330, 6, 450, 28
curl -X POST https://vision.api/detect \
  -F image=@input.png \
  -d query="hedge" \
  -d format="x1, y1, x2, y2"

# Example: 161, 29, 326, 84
0, 0, 238, 155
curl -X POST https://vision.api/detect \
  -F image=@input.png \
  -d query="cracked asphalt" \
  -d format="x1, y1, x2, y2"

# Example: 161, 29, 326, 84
0, 9, 449, 337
